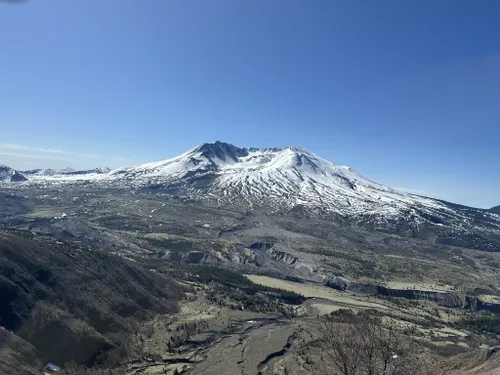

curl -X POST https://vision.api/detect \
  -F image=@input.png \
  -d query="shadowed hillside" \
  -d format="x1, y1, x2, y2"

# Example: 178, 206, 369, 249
490, 206, 500, 214
0, 230, 183, 374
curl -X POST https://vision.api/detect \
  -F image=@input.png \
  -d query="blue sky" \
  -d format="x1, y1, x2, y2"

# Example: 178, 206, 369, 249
0, 0, 499, 208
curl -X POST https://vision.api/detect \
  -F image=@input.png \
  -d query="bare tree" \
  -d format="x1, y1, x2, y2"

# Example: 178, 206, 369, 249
318, 310, 445, 375
319, 314, 363, 375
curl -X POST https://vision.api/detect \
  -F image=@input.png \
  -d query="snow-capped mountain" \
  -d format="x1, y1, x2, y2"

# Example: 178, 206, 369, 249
2, 142, 499, 250
22, 168, 57, 177
94, 166, 111, 174
19, 166, 111, 178
0, 165, 15, 181
105, 142, 500, 238
56, 166, 111, 175
107, 142, 442, 217
0, 142, 490, 222
0, 165, 111, 183
0, 165, 28, 182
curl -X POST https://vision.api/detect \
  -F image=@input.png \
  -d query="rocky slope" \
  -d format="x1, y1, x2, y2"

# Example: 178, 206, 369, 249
0, 165, 27, 182
490, 205, 500, 214
0, 230, 183, 372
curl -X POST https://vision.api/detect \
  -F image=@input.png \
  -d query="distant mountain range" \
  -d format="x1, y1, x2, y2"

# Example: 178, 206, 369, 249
0, 165, 111, 182
1, 142, 499, 251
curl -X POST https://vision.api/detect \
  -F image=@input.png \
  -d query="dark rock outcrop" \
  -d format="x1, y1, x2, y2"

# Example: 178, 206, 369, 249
374, 286, 465, 308
10, 172, 28, 182
326, 277, 351, 291
248, 242, 274, 251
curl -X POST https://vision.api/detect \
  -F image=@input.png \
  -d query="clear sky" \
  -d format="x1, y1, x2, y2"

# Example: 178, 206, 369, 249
1, 0, 499, 208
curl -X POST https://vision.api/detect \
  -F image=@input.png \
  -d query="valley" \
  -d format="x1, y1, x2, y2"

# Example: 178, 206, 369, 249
1, 143, 500, 374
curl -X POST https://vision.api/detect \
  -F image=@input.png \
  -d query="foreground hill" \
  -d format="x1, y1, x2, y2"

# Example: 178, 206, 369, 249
0, 230, 183, 374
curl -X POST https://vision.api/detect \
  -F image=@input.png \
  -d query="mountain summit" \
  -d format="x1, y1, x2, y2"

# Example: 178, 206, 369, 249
108, 141, 393, 199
